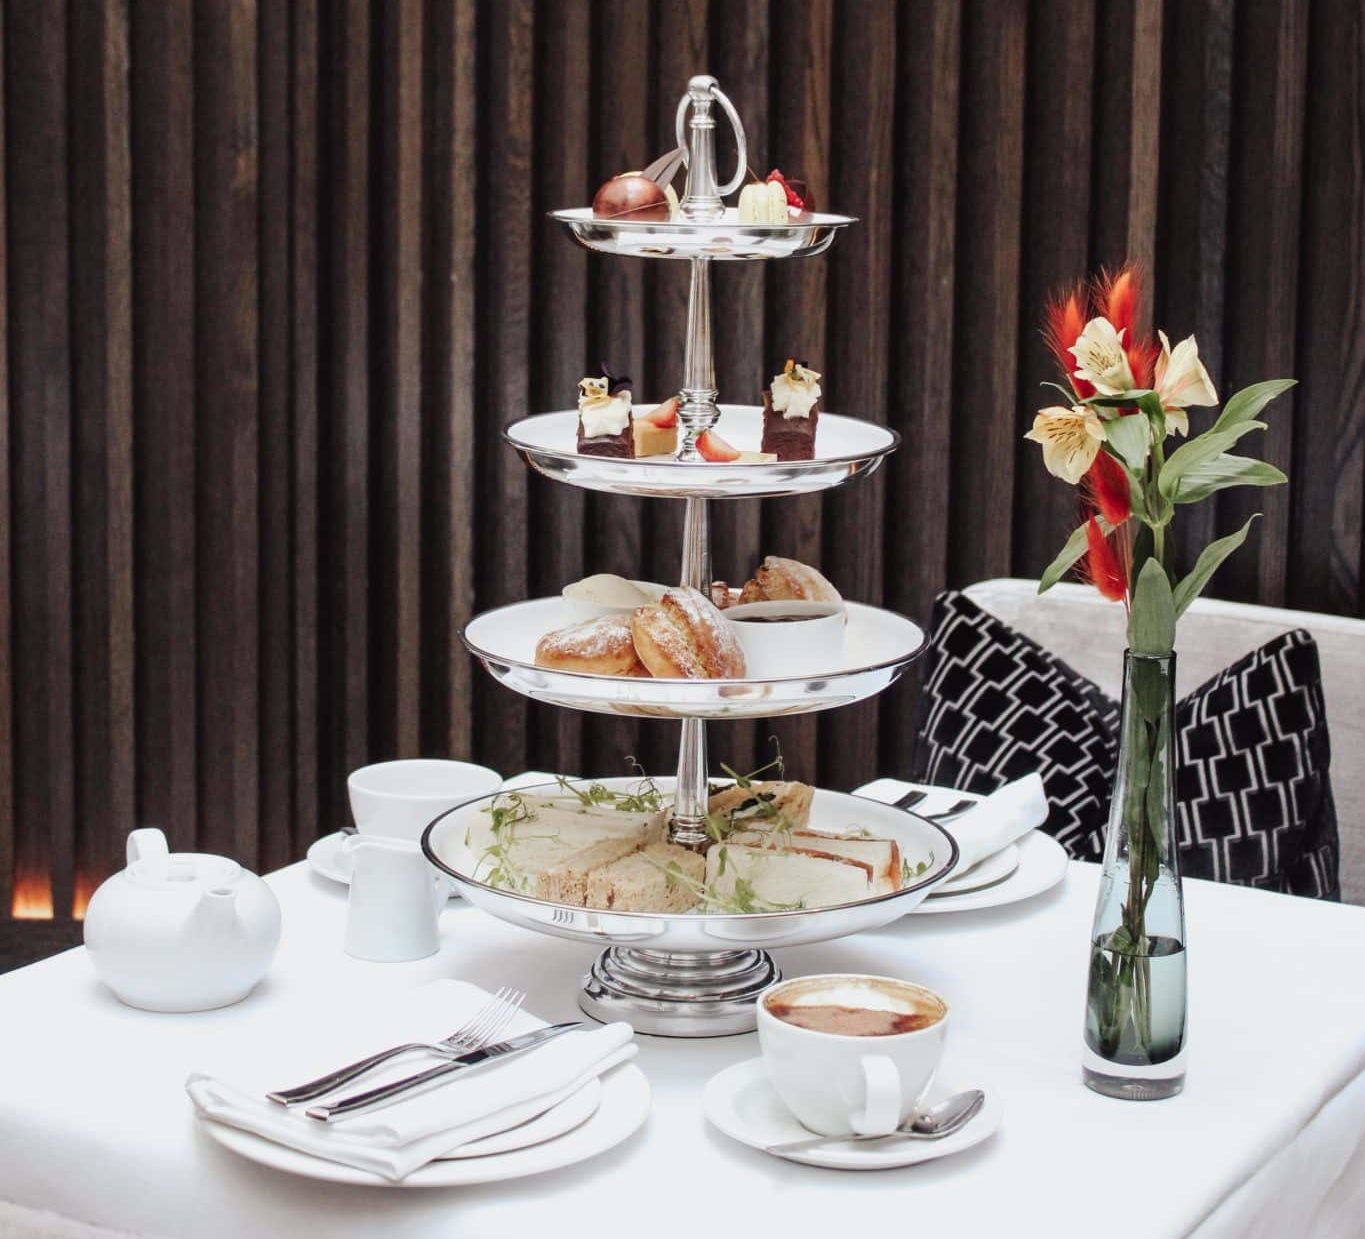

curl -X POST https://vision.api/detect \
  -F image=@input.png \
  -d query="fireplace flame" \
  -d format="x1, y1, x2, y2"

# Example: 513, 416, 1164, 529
11, 875, 54, 920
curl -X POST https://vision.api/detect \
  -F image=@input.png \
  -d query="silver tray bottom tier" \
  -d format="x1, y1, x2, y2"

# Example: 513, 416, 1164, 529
580, 947, 780, 1037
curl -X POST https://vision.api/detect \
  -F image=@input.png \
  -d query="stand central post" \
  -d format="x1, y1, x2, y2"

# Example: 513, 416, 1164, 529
676, 256, 719, 460
671, 496, 712, 847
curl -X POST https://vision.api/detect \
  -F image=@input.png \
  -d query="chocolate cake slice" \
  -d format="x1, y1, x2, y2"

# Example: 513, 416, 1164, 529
761, 360, 823, 461
761, 390, 820, 461
577, 369, 635, 458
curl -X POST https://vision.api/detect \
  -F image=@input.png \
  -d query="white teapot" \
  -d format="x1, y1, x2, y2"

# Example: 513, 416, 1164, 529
83, 828, 282, 1012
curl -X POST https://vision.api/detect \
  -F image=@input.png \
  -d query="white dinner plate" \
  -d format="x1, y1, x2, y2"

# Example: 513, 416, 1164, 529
930, 842, 1020, 896
909, 831, 1068, 915
703, 1058, 1001, 1170
307, 831, 461, 900
198, 1061, 650, 1188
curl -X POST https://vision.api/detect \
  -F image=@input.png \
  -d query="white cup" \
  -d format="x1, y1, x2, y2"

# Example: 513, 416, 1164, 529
347, 759, 502, 844
723, 601, 846, 678
757, 973, 949, 1137
344, 837, 448, 962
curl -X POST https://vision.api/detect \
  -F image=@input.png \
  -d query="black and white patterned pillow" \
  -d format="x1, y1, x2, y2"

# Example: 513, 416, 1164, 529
908, 591, 1340, 900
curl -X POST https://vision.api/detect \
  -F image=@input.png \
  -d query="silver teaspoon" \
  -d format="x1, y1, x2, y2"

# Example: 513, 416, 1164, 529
765, 1089, 986, 1156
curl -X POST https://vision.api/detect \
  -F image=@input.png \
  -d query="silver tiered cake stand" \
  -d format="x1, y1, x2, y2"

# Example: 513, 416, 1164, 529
424, 76, 951, 1036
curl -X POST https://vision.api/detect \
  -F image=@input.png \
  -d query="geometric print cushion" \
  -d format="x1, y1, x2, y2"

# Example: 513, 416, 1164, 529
1175, 628, 1338, 900
909, 591, 1340, 899
908, 590, 1119, 861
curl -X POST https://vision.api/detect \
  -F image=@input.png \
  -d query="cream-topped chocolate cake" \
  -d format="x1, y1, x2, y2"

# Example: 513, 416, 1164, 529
761, 359, 821, 460
576, 368, 634, 457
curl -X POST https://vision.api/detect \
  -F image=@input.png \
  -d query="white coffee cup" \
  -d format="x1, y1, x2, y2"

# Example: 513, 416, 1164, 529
347, 759, 502, 843
757, 973, 949, 1137
344, 837, 448, 962
723, 601, 846, 679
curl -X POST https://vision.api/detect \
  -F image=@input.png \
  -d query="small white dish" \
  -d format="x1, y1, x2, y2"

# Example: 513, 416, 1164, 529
560, 575, 666, 622
307, 831, 460, 901
931, 843, 1020, 896
198, 1061, 650, 1188
703, 1058, 1000, 1170
724, 600, 847, 679
911, 831, 1068, 915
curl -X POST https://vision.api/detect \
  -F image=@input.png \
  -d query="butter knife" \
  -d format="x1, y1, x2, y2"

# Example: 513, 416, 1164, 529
305, 1022, 583, 1122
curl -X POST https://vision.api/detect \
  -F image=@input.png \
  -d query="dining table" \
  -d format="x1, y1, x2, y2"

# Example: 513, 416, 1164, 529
1, 798, 1363, 1239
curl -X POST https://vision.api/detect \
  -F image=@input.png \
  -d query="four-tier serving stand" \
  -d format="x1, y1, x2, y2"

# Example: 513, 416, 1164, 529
446, 77, 945, 1036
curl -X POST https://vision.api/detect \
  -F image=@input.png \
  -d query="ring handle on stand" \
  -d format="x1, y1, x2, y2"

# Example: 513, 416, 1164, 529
674, 79, 747, 198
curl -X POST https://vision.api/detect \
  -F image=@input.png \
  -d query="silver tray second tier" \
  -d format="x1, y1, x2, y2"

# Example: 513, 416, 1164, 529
463, 598, 927, 719
421, 779, 959, 954
505, 405, 899, 498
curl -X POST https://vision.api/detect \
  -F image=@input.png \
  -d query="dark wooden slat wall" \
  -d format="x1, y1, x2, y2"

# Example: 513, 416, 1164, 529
0, 0, 1361, 927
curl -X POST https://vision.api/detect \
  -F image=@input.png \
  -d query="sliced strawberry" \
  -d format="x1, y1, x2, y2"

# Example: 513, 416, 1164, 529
696, 429, 740, 462
642, 397, 678, 428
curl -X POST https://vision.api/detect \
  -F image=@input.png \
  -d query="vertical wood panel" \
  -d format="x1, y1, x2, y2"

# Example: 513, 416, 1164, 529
131, 0, 197, 851
195, 0, 259, 861
422, 0, 478, 762
581, 0, 648, 776
1011, 0, 1094, 580
883, 0, 961, 775
822, 0, 896, 792
1155, 0, 1233, 568
1291, 0, 1364, 617
948, 2, 1026, 584
474, 0, 533, 776
319, 0, 371, 823
0, 1, 11, 918
1220, 0, 1308, 605
374, 0, 424, 760
764, 0, 833, 783
289, 0, 321, 850
530, 0, 590, 776
7, 0, 74, 915
68, 0, 135, 904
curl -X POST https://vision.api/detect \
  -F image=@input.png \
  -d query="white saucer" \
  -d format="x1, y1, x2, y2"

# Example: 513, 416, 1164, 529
931, 843, 1020, 896
911, 830, 1068, 914
703, 1058, 1000, 1170
307, 831, 461, 901
199, 1062, 650, 1188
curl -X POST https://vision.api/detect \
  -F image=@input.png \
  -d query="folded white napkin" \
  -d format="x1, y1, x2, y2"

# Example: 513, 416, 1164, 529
855, 773, 1048, 871
186, 980, 637, 1182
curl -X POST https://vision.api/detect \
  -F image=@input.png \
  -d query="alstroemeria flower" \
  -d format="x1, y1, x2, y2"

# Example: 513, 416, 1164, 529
1069, 316, 1136, 396
1024, 405, 1106, 484
1154, 330, 1217, 437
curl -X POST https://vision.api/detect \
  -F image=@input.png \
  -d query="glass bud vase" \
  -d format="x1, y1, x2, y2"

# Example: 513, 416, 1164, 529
1083, 650, 1188, 1099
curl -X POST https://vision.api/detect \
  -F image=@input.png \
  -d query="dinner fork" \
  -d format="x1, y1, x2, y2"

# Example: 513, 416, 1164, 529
266, 987, 526, 1106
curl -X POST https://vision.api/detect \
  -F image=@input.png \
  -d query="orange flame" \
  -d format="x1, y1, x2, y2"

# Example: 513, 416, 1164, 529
11, 875, 54, 920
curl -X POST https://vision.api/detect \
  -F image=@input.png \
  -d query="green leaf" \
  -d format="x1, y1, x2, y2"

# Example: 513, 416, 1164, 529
1174, 455, 1287, 504
1211, 378, 1297, 434
1127, 558, 1175, 655
1105, 413, 1151, 472
1159, 420, 1267, 499
1172, 516, 1260, 616
1084, 390, 1157, 409
1038, 521, 1094, 593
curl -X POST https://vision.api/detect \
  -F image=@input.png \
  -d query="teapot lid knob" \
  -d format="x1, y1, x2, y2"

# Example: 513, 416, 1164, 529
127, 828, 170, 871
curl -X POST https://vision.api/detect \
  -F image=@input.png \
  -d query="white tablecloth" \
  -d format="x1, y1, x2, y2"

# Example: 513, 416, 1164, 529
1, 858, 1363, 1239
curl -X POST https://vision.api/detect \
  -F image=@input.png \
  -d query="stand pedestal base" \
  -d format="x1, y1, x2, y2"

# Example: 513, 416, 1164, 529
580, 947, 780, 1037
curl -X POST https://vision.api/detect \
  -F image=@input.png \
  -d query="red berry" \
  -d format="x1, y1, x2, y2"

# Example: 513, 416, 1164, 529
643, 397, 678, 428
696, 429, 740, 462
